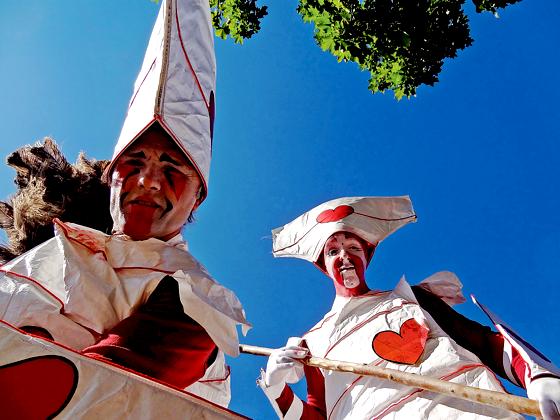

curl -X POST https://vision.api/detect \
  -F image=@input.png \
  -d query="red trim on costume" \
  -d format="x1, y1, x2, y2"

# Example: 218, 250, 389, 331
113, 266, 176, 274
273, 224, 320, 253
54, 219, 108, 260
174, 0, 209, 110
129, 57, 157, 109
324, 301, 417, 358
305, 313, 337, 335
105, 118, 158, 177
372, 363, 489, 419
273, 214, 416, 254
0, 320, 249, 419
0, 269, 65, 309
304, 293, 392, 336
328, 374, 365, 420
198, 365, 231, 383
156, 117, 208, 198
353, 212, 416, 223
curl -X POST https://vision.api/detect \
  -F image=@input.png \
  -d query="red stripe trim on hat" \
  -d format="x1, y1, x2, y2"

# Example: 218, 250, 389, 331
354, 212, 417, 223
106, 117, 208, 200
129, 57, 157, 110
157, 116, 208, 199
273, 214, 417, 255
104, 118, 158, 179
175, 0, 210, 111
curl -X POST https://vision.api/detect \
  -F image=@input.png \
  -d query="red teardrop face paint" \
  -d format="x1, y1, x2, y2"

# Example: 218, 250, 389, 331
109, 127, 201, 241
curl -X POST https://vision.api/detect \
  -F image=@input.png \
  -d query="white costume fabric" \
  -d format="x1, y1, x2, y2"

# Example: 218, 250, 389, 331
302, 277, 520, 419
272, 196, 417, 264
259, 274, 522, 419
0, 220, 250, 406
262, 196, 559, 419
0, 322, 247, 419
108, 0, 216, 198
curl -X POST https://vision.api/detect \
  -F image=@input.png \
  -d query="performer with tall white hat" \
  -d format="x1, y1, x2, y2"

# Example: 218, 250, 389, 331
0, 0, 248, 408
259, 196, 560, 419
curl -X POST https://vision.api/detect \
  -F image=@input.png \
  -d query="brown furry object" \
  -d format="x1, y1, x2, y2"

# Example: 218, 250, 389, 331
0, 138, 113, 263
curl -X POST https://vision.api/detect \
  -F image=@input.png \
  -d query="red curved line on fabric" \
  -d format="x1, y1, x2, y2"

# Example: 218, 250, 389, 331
353, 212, 417, 223
198, 365, 231, 383
303, 291, 389, 332
272, 223, 320, 254
304, 313, 337, 335
54, 219, 108, 260
175, 0, 209, 110
0, 321, 249, 419
272, 214, 417, 254
327, 374, 365, 420
482, 362, 509, 393
372, 388, 424, 419
113, 266, 176, 274
355, 290, 387, 299
324, 301, 417, 358
129, 57, 157, 109
372, 363, 488, 419
0, 269, 65, 309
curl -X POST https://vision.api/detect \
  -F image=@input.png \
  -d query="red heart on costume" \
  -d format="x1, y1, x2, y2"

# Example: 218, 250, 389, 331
372, 318, 428, 365
316, 205, 354, 223
0, 355, 78, 418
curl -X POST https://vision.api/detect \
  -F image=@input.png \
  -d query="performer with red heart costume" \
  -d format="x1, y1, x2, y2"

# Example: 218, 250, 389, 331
259, 196, 560, 419
0, 0, 249, 411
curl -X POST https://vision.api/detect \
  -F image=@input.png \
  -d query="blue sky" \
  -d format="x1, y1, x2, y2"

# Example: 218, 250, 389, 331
0, 0, 559, 418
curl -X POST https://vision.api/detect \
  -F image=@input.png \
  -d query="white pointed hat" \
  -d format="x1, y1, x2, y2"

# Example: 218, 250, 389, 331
272, 196, 417, 264
107, 0, 216, 200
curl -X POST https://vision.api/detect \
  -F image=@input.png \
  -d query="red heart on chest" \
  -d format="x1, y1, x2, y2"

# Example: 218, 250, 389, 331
0, 355, 78, 418
372, 318, 428, 365
316, 205, 354, 223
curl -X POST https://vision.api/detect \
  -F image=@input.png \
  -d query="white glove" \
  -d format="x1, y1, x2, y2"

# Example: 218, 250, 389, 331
265, 337, 309, 389
527, 377, 560, 420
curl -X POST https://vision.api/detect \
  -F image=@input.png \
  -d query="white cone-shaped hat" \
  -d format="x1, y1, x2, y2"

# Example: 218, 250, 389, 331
107, 0, 216, 200
272, 196, 417, 264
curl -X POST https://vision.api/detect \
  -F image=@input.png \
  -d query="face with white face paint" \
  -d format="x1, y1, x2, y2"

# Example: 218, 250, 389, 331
109, 126, 202, 241
322, 232, 371, 297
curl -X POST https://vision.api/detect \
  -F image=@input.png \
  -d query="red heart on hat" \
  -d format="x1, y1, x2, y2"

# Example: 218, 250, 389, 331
372, 318, 428, 365
0, 355, 78, 418
316, 205, 354, 223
